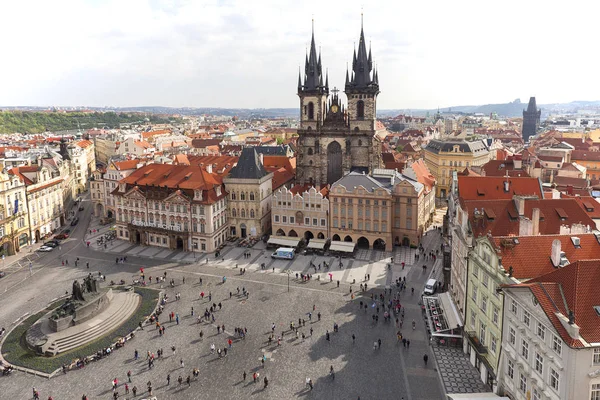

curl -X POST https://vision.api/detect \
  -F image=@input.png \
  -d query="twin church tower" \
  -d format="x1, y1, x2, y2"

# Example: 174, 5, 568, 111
296, 20, 383, 186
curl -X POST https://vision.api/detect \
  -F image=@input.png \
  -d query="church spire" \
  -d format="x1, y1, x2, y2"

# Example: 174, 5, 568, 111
346, 16, 377, 91
325, 69, 329, 90
345, 63, 350, 85
297, 66, 302, 91
300, 19, 326, 93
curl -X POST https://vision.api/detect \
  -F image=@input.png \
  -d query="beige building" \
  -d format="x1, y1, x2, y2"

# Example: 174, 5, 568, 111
271, 185, 329, 240
91, 159, 141, 219
224, 148, 273, 238
424, 139, 492, 197
0, 169, 30, 255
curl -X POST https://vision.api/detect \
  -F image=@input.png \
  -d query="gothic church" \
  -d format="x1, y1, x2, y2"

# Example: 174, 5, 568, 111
296, 22, 383, 186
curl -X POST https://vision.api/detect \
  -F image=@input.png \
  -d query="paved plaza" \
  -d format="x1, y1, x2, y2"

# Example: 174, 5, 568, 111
0, 197, 488, 399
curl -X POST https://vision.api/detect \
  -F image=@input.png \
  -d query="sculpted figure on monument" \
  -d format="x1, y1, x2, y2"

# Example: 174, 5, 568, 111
71, 280, 85, 301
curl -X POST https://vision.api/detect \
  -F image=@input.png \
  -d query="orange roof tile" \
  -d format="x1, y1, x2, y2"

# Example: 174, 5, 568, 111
141, 129, 171, 139
493, 234, 600, 280
76, 140, 93, 148
457, 176, 542, 200
112, 160, 140, 171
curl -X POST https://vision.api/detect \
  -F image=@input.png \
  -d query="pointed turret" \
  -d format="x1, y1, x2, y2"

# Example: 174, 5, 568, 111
325, 69, 329, 90
297, 67, 302, 91
522, 96, 541, 142
345, 65, 350, 85
299, 21, 327, 94
346, 19, 378, 92
526, 96, 537, 113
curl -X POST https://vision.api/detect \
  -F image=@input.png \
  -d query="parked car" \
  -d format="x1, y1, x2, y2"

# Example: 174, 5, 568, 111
43, 241, 59, 248
70, 218, 79, 226
54, 230, 70, 240
0, 271, 5, 278
37, 246, 54, 252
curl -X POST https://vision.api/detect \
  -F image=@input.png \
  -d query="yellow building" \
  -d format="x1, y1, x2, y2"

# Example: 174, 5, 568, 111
424, 139, 492, 197
0, 170, 30, 255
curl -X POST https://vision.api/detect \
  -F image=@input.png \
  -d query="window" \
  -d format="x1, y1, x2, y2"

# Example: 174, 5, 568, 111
250, 192, 255, 201
536, 321, 546, 340
312, 218, 317, 226
519, 373, 527, 394
250, 209, 255, 218
492, 306, 499, 324
240, 192, 245, 200
374, 222, 379, 231
509, 326, 516, 346
307, 102, 314, 120
592, 383, 600, 400
382, 222, 387, 232
521, 339, 529, 360
274, 215, 279, 222
479, 323, 486, 346
511, 300, 518, 314
594, 348, 600, 365
482, 274, 489, 287
305, 217, 310, 225
472, 286, 478, 302
356, 100, 365, 119
320, 219, 326, 226
481, 295, 488, 313
550, 368, 559, 391
472, 265, 479, 278
333, 219, 338, 228
491, 335, 497, 354
282, 216, 287, 223
532, 388, 541, 400
289, 216, 295, 224
507, 359, 514, 379
535, 352, 544, 374
552, 335, 562, 356
523, 310, 531, 327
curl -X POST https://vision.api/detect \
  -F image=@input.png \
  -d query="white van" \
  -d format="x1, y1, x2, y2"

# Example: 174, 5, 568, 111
423, 278, 437, 295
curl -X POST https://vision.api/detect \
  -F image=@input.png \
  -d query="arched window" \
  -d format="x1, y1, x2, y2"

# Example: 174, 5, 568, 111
250, 192, 255, 201
358, 139, 362, 146
240, 192, 246, 201
309, 160, 313, 166
307, 148, 313, 155
315, 139, 319, 153
250, 209, 255, 218
241, 209, 246, 218
308, 102, 314, 120
231, 192, 236, 200
232, 208, 237, 217
357, 100, 365, 119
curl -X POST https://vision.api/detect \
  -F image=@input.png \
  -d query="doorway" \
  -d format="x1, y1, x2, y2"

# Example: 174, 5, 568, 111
240, 224, 247, 238
176, 237, 184, 250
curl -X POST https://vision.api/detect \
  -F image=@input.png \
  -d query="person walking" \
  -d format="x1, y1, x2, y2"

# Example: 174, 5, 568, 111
132, 387, 137, 397
127, 370, 132, 382
423, 354, 429, 366
243, 371, 247, 381
167, 374, 171, 385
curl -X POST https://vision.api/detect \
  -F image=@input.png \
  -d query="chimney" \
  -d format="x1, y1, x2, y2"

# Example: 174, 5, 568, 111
206, 164, 213, 174
516, 196, 525, 216
532, 208, 540, 235
259, 153, 264, 166
503, 180, 510, 192
514, 158, 522, 170
551, 239, 562, 267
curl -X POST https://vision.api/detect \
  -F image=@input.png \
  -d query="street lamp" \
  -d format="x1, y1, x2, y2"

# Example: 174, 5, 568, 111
286, 270, 292, 292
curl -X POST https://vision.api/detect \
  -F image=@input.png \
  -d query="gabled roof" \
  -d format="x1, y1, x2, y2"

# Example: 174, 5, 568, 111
553, 175, 589, 189
506, 260, 600, 347
481, 159, 529, 177
464, 198, 595, 237
76, 140, 93, 149
227, 148, 269, 180
493, 234, 600, 280
112, 160, 140, 171
457, 176, 542, 200
141, 129, 171, 139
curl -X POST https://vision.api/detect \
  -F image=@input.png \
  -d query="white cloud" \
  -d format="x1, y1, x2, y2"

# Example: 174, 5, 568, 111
0, 0, 598, 109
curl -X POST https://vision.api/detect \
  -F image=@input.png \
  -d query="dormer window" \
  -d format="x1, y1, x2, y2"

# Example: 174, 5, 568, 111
119, 183, 126, 192
215, 186, 222, 196
194, 190, 203, 201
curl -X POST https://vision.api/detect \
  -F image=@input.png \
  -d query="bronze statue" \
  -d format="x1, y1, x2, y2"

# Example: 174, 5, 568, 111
71, 280, 85, 301
84, 274, 98, 293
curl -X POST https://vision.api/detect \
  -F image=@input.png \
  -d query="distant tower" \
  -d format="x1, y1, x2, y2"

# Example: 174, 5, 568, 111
522, 97, 541, 142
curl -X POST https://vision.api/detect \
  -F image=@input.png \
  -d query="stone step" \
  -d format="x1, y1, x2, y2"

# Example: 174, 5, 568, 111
46, 292, 140, 354
52, 293, 138, 349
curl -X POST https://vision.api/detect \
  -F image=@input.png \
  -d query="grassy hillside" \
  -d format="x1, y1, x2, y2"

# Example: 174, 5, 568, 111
0, 111, 178, 134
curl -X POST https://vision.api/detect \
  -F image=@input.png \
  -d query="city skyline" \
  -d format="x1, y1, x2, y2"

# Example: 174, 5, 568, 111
1, 0, 598, 110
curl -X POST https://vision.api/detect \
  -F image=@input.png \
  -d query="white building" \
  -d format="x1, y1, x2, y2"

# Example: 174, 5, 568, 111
499, 260, 600, 400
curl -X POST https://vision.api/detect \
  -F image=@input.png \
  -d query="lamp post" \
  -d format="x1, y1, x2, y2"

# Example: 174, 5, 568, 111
286, 270, 292, 292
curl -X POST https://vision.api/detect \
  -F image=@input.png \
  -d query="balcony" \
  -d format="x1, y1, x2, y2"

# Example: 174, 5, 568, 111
466, 331, 488, 354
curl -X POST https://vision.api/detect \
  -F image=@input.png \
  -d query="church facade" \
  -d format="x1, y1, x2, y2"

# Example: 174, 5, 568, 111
296, 23, 383, 187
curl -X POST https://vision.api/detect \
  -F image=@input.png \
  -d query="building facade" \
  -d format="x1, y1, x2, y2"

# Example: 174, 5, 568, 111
271, 185, 329, 240
224, 148, 273, 239
112, 164, 228, 253
296, 23, 382, 186
424, 139, 492, 198
0, 169, 30, 255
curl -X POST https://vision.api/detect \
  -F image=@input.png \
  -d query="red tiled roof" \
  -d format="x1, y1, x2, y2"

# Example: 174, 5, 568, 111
76, 140, 93, 149
29, 178, 63, 194
134, 140, 154, 150
481, 160, 529, 177
141, 129, 171, 139
457, 176, 542, 200
526, 259, 600, 346
409, 159, 435, 191
263, 156, 296, 175
112, 160, 140, 171
115, 164, 226, 204
493, 234, 600, 280
464, 198, 595, 237
564, 195, 600, 218
186, 155, 238, 176
571, 150, 600, 162
553, 175, 589, 189
270, 167, 294, 191
538, 155, 564, 162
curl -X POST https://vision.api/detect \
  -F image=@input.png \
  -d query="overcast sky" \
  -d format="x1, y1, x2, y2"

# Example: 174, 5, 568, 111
1, 0, 598, 110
